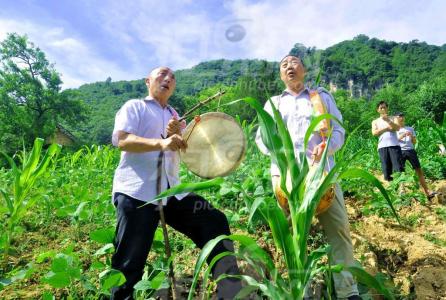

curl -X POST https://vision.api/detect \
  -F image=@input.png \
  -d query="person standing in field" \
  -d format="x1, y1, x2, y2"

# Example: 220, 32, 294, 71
371, 101, 404, 181
255, 54, 361, 300
394, 112, 437, 199
110, 66, 241, 299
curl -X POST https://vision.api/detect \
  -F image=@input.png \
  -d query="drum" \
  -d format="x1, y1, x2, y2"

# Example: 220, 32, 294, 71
180, 112, 246, 178
272, 168, 334, 216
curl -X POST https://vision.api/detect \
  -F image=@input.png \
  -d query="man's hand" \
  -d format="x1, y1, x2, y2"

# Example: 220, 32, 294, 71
161, 134, 187, 151
311, 142, 326, 164
166, 117, 181, 137
383, 117, 398, 132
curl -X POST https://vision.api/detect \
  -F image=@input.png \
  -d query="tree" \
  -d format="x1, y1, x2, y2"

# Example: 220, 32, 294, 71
333, 89, 372, 133
410, 75, 446, 124
0, 33, 86, 153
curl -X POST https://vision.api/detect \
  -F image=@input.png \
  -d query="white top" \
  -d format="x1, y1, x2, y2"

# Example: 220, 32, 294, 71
398, 126, 416, 151
112, 97, 188, 205
255, 87, 345, 175
375, 117, 399, 149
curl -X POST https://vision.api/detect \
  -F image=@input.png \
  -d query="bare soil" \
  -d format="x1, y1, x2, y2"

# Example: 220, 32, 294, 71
347, 179, 446, 299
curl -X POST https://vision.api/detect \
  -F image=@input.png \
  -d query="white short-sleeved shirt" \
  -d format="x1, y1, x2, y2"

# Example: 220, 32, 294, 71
112, 97, 188, 205
398, 126, 416, 151
375, 117, 399, 149
255, 87, 345, 175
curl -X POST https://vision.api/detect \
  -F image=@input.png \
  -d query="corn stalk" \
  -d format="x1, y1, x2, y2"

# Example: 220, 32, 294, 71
0, 138, 61, 264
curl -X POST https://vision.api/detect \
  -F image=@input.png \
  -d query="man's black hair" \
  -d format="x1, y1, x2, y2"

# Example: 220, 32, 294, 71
376, 100, 388, 109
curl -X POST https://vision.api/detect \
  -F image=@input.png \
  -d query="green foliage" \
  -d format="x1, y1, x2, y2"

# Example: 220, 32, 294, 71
143, 177, 224, 205
0, 33, 87, 153
423, 233, 446, 247
43, 253, 82, 288
99, 269, 126, 293
321, 35, 396, 92
391, 40, 443, 90
133, 269, 169, 299
321, 35, 445, 93
412, 118, 446, 179
333, 90, 373, 133
348, 266, 395, 300
409, 76, 446, 123
0, 138, 61, 262
89, 227, 115, 244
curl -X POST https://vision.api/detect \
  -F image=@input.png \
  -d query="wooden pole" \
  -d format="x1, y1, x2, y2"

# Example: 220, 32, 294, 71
156, 146, 178, 300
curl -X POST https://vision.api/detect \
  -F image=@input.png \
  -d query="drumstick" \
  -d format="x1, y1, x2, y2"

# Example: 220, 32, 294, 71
178, 90, 226, 122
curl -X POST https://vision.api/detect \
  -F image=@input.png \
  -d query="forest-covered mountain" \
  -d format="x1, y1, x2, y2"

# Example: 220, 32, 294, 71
1, 33, 445, 150
68, 35, 445, 144
319, 34, 446, 92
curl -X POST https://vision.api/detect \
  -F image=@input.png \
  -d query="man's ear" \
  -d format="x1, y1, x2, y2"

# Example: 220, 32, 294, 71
145, 77, 150, 88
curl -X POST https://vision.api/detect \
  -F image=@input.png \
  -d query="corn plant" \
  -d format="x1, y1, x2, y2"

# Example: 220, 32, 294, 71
0, 138, 61, 263
182, 97, 399, 299
410, 117, 446, 179
50, 145, 117, 227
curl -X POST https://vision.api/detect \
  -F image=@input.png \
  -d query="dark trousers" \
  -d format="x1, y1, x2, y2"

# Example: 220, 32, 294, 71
110, 192, 242, 300
401, 149, 421, 169
378, 146, 404, 181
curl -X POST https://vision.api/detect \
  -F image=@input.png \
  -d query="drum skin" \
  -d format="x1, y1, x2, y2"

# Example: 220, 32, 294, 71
180, 112, 246, 178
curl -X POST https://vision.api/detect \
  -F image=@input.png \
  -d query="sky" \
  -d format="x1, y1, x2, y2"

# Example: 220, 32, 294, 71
0, 0, 445, 89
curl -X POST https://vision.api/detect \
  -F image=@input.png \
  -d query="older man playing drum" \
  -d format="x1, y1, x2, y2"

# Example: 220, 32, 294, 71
110, 66, 241, 300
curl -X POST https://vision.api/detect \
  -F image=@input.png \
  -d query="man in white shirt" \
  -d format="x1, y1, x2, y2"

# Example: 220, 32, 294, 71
371, 101, 404, 181
395, 112, 436, 199
111, 67, 241, 299
255, 55, 360, 300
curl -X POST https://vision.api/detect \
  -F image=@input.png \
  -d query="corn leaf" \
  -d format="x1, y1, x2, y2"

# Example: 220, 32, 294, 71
339, 168, 400, 224
188, 234, 275, 300
259, 197, 298, 286
243, 97, 288, 187
139, 177, 224, 207
348, 266, 395, 300
19, 138, 44, 187
0, 188, 13, 214
266, 97, 300, 191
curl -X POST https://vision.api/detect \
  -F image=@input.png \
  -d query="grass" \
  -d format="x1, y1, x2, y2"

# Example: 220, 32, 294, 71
423, 233, 446, 247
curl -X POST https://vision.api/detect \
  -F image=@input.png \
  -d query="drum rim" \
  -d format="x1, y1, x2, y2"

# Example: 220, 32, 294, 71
180, 112, 246, 178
